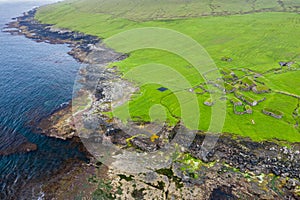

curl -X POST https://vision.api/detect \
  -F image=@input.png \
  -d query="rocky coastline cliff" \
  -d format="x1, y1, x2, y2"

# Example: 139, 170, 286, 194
5, 8, 300, 199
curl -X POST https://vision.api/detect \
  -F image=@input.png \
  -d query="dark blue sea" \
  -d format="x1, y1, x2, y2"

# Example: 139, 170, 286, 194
0, 1, 88, 199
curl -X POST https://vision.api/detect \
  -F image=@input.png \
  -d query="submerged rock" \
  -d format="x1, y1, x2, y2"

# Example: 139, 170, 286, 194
0, 126, 37, 156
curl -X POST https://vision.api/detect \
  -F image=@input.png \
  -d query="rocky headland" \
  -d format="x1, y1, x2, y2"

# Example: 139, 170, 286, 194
4, 8, 300, 199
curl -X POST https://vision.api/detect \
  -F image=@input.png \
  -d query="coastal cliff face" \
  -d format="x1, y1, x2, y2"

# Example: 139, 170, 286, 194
5, 9, 300, 200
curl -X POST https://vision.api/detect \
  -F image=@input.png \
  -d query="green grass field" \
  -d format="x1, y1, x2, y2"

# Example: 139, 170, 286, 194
36, 0, 300, 142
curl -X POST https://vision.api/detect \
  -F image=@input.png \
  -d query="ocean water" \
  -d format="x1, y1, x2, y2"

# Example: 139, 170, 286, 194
0, 1, 88, 199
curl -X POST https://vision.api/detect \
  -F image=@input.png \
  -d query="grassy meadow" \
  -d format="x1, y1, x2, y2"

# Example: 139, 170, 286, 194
36, 0, 300, 142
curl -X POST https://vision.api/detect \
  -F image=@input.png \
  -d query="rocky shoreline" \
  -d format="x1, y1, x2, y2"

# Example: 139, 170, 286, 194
3, 9, 100, 63
5, 8, 300, 199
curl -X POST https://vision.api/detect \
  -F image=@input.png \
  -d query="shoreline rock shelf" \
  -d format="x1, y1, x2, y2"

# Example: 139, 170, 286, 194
5, 9, 100, 63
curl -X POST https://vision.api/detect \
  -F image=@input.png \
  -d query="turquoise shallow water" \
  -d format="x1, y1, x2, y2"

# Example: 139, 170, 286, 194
0, 2, 88, 199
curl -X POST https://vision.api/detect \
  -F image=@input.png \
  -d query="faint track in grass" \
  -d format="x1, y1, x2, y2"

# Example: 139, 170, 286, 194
274, 90, 300, 100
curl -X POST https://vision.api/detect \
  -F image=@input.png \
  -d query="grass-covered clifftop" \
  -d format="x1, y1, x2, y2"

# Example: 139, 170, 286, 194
38, 0, 300, 22
35, 0, 300, 142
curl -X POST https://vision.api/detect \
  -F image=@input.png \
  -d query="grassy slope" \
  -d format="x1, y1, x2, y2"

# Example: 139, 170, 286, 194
36, 0, 300, 142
